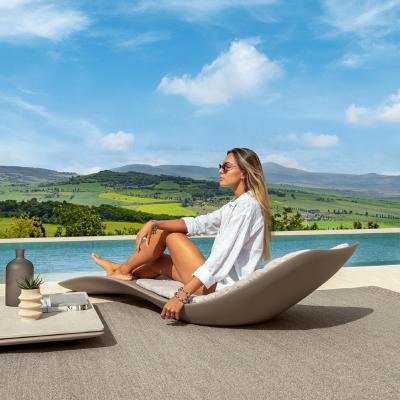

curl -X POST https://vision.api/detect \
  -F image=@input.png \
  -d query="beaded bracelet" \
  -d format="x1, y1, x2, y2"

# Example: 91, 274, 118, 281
150, 220, 158, 234
177, 286, 191, 298
174, 291, 190, 304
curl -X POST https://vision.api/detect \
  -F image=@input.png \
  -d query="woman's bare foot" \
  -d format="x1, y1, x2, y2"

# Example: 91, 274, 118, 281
91, 253, 134, 280
91, 253, 121, 273
108, 270, 134, 281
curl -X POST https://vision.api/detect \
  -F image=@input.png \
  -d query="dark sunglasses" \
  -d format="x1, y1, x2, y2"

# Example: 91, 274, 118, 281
219, 163, 236, 173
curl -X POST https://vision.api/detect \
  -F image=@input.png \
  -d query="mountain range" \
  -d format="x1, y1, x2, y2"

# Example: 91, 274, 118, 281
112, 162, 400, 196
0, 163, 399, 196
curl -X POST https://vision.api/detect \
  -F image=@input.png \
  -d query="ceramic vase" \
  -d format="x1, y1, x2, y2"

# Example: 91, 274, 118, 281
5, 248, 34, 306
18, 288, 42, 320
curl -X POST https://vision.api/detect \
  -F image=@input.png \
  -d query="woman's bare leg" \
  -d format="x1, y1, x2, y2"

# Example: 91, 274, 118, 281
91, 229, 217, 294
91, 229, 169, 280
132, 235, 216, 295
164, 233, 217, 295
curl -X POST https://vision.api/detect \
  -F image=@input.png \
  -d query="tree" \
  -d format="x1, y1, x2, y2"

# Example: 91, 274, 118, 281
367, 221, 379, 229
271, 208, 305, 231
353, 221, 362, 229
1, 213, 46, 238
55, 204, 106, 236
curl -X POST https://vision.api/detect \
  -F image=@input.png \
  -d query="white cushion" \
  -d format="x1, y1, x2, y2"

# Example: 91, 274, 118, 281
136, 243, 350, 303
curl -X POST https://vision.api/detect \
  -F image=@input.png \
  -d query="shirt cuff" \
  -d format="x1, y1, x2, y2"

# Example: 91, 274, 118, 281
181, 217, 195, 236
193, 264, 216, 289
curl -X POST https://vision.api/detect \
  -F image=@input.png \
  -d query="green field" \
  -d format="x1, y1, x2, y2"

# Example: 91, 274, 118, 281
98, 192, 169, 204
0, 217, 143, 237
123, 203, 196, 217
1, 179, 400, 229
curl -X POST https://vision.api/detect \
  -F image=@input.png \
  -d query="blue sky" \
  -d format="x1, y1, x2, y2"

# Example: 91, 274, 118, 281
0, 0, 400, 175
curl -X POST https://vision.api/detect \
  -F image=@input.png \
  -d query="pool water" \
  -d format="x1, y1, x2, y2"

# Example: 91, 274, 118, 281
1, 233, 399, 282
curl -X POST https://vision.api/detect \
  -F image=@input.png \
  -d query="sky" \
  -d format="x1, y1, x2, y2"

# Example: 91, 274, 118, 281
0, 0, 400, 176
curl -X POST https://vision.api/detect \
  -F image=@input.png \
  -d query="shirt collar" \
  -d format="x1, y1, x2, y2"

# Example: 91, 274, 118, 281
228, 190, 252, 208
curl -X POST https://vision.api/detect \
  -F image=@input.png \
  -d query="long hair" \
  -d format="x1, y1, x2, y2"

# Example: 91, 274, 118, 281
227, 147, 271, 261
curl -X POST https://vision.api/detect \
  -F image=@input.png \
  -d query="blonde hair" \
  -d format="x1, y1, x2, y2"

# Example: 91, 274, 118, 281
227, 147, 272, 260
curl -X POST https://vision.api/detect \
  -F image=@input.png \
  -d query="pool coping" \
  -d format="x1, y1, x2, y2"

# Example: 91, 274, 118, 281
0, 227, 399, 244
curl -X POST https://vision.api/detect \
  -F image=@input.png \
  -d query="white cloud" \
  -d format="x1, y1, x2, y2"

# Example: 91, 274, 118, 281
346, 90, 400, 124
261, 153, 304, 169
339, 53, 364, 68
0, 0, 89, 42
283, 132, 339, 149
132, 0, 278, 19
0, 94, 102, 139
303, 132, 339, 148
322, 1, 400, 68
117, 31, 171, 49
322, 0, 400, 37
101, 131, 135, 152
158, 39, 282, 106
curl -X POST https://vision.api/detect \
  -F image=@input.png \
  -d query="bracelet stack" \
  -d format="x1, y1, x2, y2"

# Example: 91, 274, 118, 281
150, 220, 158, 234
174, 287, 191, 304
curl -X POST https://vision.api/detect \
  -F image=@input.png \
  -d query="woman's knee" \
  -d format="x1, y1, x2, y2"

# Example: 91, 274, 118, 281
165, 232, 187, 246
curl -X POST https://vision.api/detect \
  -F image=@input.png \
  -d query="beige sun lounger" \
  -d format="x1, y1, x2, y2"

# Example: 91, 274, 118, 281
59, 243, 358, 326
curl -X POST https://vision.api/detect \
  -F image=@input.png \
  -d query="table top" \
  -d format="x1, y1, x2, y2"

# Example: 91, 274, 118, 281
0, 295, 104, 345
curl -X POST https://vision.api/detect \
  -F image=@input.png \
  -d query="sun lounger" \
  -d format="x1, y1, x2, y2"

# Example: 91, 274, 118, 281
59, 243, 358, 326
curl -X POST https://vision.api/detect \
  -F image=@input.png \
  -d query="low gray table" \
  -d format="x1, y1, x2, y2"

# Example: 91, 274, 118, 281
0, 295, 104, 346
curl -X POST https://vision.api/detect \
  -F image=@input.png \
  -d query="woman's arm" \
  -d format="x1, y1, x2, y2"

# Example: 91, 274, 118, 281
161, 276, 204, 320
136, 219, 187, 251
152, 219, 188, 233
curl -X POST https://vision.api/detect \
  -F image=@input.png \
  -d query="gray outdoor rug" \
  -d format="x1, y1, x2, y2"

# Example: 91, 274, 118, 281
0, 286, 399, 400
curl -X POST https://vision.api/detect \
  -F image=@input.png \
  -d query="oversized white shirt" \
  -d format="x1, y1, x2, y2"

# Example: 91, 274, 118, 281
181, 190, 265, 291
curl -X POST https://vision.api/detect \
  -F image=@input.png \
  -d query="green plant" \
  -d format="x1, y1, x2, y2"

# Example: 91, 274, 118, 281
16, 274, 43, 290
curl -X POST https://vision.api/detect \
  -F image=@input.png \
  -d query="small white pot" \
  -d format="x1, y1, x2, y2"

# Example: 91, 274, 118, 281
18, 288, 43, 320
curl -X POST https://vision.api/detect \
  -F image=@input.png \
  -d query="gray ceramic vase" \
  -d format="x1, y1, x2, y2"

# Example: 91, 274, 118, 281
5, 248, 34, 307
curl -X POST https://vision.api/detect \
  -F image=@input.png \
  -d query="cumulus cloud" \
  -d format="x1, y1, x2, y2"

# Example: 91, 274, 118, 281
346, 90, 400, 124
0, 0, 89, 41
158, 39, 282, 106
101, 131, 135, 152
303, 132, 339, 148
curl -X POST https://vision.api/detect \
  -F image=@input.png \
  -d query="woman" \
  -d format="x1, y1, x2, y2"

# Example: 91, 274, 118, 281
92, 147, 272, 320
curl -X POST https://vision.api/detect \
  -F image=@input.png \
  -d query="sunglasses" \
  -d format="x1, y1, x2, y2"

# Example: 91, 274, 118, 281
219, 163, 237, 173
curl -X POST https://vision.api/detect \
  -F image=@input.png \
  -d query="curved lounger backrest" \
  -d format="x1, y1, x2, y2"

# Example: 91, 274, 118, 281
59, 243, 358, 326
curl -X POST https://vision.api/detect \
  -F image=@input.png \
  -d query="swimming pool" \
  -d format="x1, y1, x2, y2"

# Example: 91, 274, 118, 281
1, 232, 399, 282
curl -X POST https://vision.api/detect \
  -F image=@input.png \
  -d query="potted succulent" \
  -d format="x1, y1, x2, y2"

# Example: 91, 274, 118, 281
17, 275, 44, 320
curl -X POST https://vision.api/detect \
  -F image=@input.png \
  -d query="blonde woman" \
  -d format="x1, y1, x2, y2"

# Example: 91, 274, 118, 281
92, 148, 272, 320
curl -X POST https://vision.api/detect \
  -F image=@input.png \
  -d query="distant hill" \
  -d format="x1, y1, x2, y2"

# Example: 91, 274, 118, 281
2, 163, 400, 196
0, 166, 77, 184
113, 162, 400, 196
112, 164, 217, 180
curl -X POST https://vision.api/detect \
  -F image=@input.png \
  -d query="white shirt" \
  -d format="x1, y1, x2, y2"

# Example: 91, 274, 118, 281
181, 190, 265, 291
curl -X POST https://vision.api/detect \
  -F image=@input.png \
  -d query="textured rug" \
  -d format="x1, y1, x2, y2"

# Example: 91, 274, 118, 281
0, 286, 399, 400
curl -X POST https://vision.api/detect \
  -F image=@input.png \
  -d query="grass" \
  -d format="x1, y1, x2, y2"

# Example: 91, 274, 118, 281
98, 192, 168, 204
303, 220, 397, 229
123, 203, 196, 217
0, 217, 143, 237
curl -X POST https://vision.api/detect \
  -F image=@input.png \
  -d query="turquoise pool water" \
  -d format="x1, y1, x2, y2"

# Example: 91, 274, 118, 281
1, 233, 399, 282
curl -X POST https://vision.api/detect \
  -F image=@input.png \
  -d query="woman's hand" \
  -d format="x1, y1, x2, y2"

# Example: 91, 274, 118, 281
161, 297, 184, 321
135, 221, 154, 253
